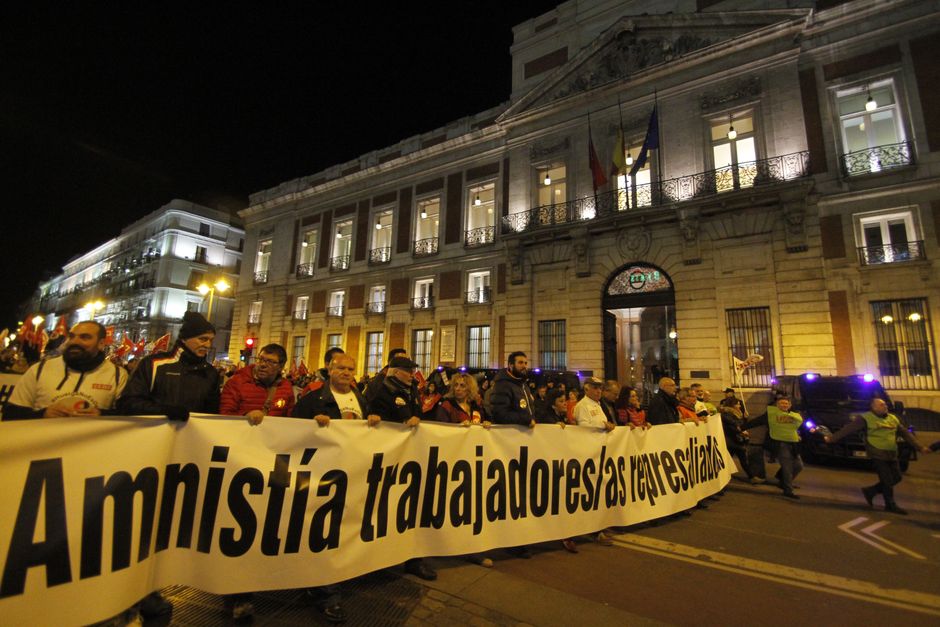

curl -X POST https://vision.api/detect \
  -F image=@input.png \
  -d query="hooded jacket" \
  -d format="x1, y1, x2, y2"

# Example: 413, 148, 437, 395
490, 368, 535, 426
116, 341, 220, 416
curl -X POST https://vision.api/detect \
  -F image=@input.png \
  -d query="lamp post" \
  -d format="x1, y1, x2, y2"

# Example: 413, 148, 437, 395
197, 279, 230, 321
84, 300, 105, 319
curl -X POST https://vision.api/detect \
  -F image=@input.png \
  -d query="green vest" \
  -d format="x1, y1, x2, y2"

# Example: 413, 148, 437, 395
767, 406, 802, 442
862, 411, 901, 451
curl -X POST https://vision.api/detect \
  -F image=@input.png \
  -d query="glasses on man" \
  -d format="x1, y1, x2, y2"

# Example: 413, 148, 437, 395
256, 357, 283, 367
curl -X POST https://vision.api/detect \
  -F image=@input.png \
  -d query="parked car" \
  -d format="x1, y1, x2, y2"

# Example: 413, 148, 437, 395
771, 373, 917, 471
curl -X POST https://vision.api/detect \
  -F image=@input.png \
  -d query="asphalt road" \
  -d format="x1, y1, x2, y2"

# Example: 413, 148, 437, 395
473, 432, 940, 626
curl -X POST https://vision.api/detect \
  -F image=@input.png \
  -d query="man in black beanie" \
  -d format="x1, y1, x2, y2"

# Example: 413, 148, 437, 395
114, 311, 221, 619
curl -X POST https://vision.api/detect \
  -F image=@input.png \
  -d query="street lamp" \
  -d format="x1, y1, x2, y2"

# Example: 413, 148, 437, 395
31, 315, 45, 327
197, 279, 230, 321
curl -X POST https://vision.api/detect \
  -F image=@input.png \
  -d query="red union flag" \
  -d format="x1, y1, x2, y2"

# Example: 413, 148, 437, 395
150, 334, 170, 354
104, 326, 115, 346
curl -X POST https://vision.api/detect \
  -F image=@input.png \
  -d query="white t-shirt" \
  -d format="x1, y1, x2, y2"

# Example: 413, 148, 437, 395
574, 396, 607, 429
332, 388, 362, 419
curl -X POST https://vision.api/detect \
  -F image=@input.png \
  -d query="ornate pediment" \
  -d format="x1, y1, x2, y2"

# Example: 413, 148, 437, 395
532, 30, 721, 108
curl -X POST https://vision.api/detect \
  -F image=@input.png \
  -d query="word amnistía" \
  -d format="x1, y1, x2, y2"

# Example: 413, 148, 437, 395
1, 437, 725, 597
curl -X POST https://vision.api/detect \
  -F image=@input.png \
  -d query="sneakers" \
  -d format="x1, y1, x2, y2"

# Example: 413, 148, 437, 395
861, 486, 876, 509
885, 503, 908, 515
561, 538, 579, 553
782, 490, 800, 500
596, 532, 613, 546
232, 599, 254, 620
467, 554, 494, 567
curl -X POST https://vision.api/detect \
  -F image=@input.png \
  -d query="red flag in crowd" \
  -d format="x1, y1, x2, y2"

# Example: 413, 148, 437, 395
151, 333, 170, 354
104, 326, 115, 346
114, 336, 134, 358
49, 316, 69, 339
296, 360, 308, 377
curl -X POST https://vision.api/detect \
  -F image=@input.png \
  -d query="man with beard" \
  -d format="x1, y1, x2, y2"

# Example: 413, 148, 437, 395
117, 310, 220, 421
221, 343, 295, 424
490, 351, 536, 428
3, 320, 127, 419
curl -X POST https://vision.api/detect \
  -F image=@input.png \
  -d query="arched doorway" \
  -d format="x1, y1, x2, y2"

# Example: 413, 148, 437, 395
602, 263, 678, 392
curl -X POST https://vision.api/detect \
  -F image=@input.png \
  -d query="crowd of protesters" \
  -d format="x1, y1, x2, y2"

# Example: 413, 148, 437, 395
2, 311, 933, 625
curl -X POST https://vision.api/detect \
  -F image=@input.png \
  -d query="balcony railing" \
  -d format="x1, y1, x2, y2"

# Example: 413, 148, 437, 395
466, 287, 492, 304
247, 313, 261, 324
366, 301, 386, 314
330, 255, 350, 271
293, 310, 308, 321
413, 237, 439, 257
842, 141, 914, 177
502, 151, 811, 235
858, 240, 925, 266
326, 305, 345, 318
465, 226, 495, 248
253, 271, 268, 285
369, 247, 392, 265
412, 296, 434, 310
295, 263, 315, 279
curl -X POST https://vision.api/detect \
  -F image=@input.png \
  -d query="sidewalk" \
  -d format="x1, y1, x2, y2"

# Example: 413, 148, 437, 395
159, 551, 666, 626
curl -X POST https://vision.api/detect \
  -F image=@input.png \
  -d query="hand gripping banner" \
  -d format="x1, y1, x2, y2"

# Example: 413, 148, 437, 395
0, 416, 734, 625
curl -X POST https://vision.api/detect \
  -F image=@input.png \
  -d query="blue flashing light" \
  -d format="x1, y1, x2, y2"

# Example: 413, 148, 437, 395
804, 419, 816, 430
437, 366, 444, 371
804, 373, 818, 381
534, 368, 541, 374
459, 365, 467, 372
863, 373, 875, 383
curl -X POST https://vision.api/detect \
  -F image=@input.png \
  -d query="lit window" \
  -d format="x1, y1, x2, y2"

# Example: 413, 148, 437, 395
328, 290, 345, 317
413, 329, 434, 372
292, 335, 306, 368
255, 239, 272, 273
332, 220, 353, 270
326, 333, 342, 350
711, 113, 756, 192
871, 299, 936, 390
370, 209, 394, 263
366, 332, 385, 375
836, 79, 909, 176
467, 270, 491, 304
415, 197, 440, 256
248, 300, 262, 324
298, 229, 318, 275
856, 209, 922, 265
466, 326, 490, 369
413, 278, 434, 309
367, 285, 386, 314
294, 296, 309, 320
615, 141, 652, 210
466, 182, 496, 246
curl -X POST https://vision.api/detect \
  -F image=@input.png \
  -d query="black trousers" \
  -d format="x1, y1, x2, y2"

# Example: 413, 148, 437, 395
869, 458, 903, 504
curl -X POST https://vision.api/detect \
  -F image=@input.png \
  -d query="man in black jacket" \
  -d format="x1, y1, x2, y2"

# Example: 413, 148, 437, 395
367, 355, 437, 580
114, 311, 220, 620
646, 377, 679, 425
490, 351, 536, 428
117, 311, 220, 421
293, 353, 375, 426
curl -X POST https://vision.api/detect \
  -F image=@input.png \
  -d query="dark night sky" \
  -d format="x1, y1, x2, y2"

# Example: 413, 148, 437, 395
1, 2, 562, 329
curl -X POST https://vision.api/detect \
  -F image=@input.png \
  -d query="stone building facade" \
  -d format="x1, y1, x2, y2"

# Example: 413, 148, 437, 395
233, 0, 940, 410
32, 199, 244, 360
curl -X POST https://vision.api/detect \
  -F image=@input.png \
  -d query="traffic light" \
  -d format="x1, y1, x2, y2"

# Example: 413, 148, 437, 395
241, 337, 255, 362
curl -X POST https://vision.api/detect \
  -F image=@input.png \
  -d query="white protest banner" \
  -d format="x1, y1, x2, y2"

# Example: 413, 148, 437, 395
0, 415, 733, 625
0, 372, 21, 419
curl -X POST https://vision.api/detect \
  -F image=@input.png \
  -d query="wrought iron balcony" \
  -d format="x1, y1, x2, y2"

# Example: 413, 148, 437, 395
366, 301, 386, 314
330, 255, 350, 271
326, 305, 344, 318
842, 141, 914, 177
466, 287, 492, 304
247, 313, 261, 324
413, 237, 439, 257
465, 226, 495, 248
253, 271, 268, 285
295, 263, 315, 279
858, 240, 925, 266
502, 150, 811, 235
194, 252, 208, 264
369, 247, 392, 265
293, 310, 308, 321
412, 296, 434, 310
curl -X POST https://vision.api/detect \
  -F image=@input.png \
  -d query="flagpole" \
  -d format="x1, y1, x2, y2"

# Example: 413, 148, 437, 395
654, 89, 663, 199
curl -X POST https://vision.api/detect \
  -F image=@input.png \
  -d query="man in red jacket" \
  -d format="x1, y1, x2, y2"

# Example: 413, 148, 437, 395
221, 343, 295, 425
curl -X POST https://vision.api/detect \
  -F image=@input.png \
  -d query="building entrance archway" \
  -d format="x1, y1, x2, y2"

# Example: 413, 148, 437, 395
602, 263, 677, 394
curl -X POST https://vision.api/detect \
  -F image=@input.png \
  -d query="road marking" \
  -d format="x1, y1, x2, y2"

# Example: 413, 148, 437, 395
613, 534, 940, 617
839, 517, 895, 555
860, 520, 926, 560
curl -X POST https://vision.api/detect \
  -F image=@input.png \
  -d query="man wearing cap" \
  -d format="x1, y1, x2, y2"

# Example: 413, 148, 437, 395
720, 387, 748, 417
4, 320, 127, 420
575, 377, 617, 432
366, 355, 437, 580
117, 310, 220, 421
364, 347, 408, 402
